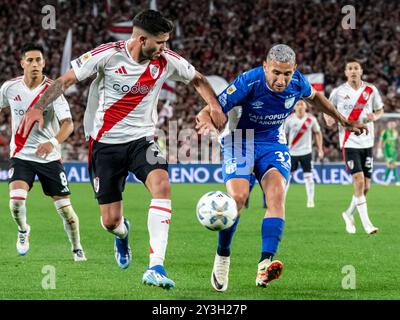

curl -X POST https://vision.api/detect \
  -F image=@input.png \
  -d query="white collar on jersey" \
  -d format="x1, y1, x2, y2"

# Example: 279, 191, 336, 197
346, 80, 364, 91
21, 75, 47, 91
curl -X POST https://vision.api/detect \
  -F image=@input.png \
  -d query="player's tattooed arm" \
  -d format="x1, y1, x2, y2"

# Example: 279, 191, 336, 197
34, 70, 78, 111
306, 92, 369, 135
18, 69, 78, 137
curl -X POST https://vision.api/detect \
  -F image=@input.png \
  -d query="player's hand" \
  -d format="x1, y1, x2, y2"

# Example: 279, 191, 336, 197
343, 120, 369, 136
318, 149, 324, 160
36, 141, 53, 159
365, 113, 377, 122
209, 106, 227, 131
17, 108, 44, 137
195, 121, 218, 138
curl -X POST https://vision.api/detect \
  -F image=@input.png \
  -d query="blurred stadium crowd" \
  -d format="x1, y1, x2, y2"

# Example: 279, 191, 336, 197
0, 0, 399, 163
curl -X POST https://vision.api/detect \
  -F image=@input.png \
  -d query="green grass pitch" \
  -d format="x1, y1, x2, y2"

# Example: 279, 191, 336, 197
0, 182, 399, 300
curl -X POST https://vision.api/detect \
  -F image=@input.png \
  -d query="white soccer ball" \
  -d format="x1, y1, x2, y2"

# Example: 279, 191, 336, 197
196, 191, 238, 231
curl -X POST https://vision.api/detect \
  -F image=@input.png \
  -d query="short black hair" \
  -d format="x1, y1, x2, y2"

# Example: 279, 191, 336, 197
345, 57, 363, 68
21, 43, 45, 58
132, 10, 174, 36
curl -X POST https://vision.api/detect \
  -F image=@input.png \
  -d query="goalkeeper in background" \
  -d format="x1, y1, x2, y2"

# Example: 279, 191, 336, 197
378, 120, 400, 185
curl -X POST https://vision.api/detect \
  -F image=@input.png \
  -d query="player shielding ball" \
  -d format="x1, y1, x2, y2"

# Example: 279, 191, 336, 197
285, 100, 324, 208
18, 10, 225, 289
0, 43, 86, 261
325, 58, 384, 234
196, 44, 367, 292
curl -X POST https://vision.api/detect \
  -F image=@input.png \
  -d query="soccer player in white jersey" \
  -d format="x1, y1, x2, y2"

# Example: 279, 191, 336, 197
0, 43, 86, 261
18, 10, 226, 289
325, 58, 384, 235
285, 100, 323, 208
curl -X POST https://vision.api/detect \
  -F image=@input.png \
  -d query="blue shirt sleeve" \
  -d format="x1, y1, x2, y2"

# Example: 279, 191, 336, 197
297, 71, 313, 98
217, 73, 250, 114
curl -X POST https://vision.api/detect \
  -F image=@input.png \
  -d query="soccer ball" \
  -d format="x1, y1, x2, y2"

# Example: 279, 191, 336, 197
196, 191, 238, 231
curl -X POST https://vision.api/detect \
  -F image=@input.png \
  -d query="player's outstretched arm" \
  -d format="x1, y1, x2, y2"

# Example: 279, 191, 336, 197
36, 118, 74, 159
190, 71, 227, 130
195, 105, 219, 137
306, 91, 368, 136
18, 69, 78, 137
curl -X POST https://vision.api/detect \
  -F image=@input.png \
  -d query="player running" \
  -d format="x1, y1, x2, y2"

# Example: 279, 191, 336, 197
285, 100, 324, 208
377, 120, 400, 185
0, 43, 86, 261
325, 58, 384, 235
18, 10, 225, 289
196, 44, 367, 292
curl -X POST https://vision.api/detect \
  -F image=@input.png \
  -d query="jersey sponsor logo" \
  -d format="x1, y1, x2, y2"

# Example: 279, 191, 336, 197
112, 82, 155, 94
150, 65, 160, 79
8, 168, 14, 179
93, 177, 100, 193
284, 96, 296, 109
226, 85, 237, 95
224, 158, 237, 174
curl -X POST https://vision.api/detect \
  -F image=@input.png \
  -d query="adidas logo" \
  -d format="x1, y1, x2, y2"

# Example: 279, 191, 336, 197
344, 95, 351, 100
14, 95, 22, 101
161, 219, 171, 224
115, 66, 128, 74
61, 186, 70, 193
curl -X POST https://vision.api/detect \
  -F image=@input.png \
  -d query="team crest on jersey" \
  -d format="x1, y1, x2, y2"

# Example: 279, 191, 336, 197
8, 168, 14, 179
225, 158, 237, 174
347, 160, 354, 170
284, 97, 296, 109
93, 177, 100, 193
227, 85, 237, 95
150, 65, 160, 79
362, 91, 370, 100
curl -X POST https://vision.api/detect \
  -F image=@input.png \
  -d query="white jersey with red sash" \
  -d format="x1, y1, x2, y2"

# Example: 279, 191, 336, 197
329, 81, 384, 149
71, 40, 196, 144
285, 113, 321, 156
0, 76, 71, 163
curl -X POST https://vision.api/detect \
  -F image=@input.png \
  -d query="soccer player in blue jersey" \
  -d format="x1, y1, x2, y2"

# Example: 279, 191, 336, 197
196, 44, 368, 292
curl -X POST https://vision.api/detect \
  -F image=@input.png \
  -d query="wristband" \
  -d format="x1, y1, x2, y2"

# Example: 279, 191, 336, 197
49, 137, 59, 147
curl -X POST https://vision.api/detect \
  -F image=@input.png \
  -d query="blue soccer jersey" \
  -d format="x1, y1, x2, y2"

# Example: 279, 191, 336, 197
218, 66, 314, 183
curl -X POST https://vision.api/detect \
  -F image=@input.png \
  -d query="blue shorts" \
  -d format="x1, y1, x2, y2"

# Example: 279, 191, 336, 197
221, 139, 291, 183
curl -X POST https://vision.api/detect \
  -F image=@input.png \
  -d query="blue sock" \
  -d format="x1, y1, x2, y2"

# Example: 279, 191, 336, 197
217, 216, 240, 257
260, 217, 285, 262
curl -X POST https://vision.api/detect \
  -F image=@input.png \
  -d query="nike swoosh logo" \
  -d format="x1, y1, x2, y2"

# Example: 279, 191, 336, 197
212, 272, 223, 290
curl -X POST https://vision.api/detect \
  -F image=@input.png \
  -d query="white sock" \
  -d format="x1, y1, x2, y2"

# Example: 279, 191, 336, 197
10, 189, 28, 231
54, 199, 82, 251
345, 195, 357, 216
101, 216, 128, 239
355, 195, 374, 230
148, 199, 172, 268
304, 172, 314, 203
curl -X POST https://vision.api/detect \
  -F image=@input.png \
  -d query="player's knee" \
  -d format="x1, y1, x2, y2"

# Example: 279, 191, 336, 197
230, 191, 249, 210
100, 215, 121, 231
9, 189, 28, 214
151, 178, 171, 198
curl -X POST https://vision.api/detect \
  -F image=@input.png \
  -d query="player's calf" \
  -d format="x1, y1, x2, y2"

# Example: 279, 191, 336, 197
54, 198, 86, 261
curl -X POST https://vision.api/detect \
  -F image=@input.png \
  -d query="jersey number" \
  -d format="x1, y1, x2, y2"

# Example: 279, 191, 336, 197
275, 151, 291, 164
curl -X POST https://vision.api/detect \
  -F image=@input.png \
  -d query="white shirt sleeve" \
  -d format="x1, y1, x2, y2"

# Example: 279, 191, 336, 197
371, 85, 384, 111
165, 51, 196, 84
0, 82, 10, 109
53, 94, 72, 121
328, 88, 339, 107
312, 116, 321, 133
71, 45, 114, 82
